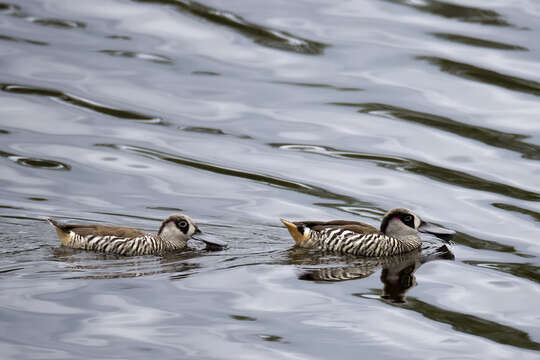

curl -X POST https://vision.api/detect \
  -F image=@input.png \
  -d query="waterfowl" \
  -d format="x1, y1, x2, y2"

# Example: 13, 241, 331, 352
281, 208, 455, 257
47, 213, 226, 256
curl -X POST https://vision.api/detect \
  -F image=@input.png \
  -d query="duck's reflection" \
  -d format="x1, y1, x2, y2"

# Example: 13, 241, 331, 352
296, 245, 454, 303
49, 247, 202, 279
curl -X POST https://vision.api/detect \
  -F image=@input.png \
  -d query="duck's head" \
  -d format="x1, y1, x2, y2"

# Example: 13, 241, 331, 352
380, 208, 455, 241
158, 213, 227, 249
158, 213, 199, 243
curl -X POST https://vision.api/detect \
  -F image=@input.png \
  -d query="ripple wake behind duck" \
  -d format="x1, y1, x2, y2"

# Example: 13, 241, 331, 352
281, 208, 455, 257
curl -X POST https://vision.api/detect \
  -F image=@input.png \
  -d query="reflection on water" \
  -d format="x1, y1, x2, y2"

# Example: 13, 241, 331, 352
1, 0, 539, 359
298, 245, 454, 303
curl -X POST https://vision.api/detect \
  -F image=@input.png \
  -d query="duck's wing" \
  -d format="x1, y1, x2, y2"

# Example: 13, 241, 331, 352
48, 218, 147, 238
304, 220, 382, 235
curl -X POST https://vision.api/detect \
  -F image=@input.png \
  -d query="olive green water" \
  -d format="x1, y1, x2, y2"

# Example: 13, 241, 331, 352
0, 1, 539, 359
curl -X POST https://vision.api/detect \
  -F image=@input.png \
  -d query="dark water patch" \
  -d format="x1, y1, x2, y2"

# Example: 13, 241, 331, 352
258, 334, 285, 342
331, 102, 540, 160
95, 143, 373, 209
271, 143, 540, 202
192, 71, 220, 76
146, 206, 184, 212
378, 295, 540, 351
181, 126, 252, 139
0, 149, 70, 171
133, 0, 328, 55
0, 204, 24, 210
28, 197, 47, 201
182, 126, 225, 135
492, 203, 540, 222
0, 34, 48, 46
1, 83, 160, 121
384, 0, 514, 27
418, 56, 540, 97
230, 314, 257, 321
30, 18, 86, 29
431, 33, 527, 51
106, 35, 131, 40
456, 232, 518, 255
3, 3, 86, 29
0, 129, 9, 134
466, 261, 540, 284
274, 81, 363, 91
99, 49, 173, 64
0, 2, 20, 14
0, 267, 23, 275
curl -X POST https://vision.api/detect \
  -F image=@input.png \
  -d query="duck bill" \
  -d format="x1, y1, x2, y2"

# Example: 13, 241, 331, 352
418, 221, 456, 242
280, 218, 309, 246
192, 232, 227, 250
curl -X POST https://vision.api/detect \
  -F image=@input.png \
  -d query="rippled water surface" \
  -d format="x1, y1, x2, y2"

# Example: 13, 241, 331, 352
1, 0, 540, 358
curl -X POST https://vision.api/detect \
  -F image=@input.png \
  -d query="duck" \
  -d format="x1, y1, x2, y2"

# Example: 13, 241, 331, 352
47, 213, 226, 256
280, 208, 455, 257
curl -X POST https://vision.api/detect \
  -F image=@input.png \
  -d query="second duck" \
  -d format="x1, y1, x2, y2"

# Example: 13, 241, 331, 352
281, 208, 454, 257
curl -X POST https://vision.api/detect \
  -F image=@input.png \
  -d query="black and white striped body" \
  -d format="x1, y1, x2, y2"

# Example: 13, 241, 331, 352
47, 213, 202, 256
66, 232, 181, 256
313, 228, 420, 257
281, 208, 455, 258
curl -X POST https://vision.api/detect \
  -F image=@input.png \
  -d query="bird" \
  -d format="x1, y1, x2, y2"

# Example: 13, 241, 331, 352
280, 208, 455, 257
47, 213, 226, 256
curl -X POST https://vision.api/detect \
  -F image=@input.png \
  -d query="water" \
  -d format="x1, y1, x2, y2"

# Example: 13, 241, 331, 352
1, 0, 539, 358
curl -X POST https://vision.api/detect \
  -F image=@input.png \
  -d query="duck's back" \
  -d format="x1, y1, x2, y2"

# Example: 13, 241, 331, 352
304, 220, 381, 235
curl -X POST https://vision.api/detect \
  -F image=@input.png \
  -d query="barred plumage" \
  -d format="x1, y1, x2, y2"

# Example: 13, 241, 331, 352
281, 207, 455, 257
47, 213, 226, 256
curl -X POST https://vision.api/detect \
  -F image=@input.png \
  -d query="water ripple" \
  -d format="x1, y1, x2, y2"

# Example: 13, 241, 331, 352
133, 0, 328, 55
384, 0, 515, 27
430, 32, 527, 51
99, 49, 173, 64
331, 102, 540, 160
0, 149, 70, 171
418, 56, 540, 97
94, 143, 373, 208
379, 295, 540, 351
270, 143, 540, 201
0, 34, 48, 46
0, 83, 161, 122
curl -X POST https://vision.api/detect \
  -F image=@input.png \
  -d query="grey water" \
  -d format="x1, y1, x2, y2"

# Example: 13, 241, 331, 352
0, 0, 539, 359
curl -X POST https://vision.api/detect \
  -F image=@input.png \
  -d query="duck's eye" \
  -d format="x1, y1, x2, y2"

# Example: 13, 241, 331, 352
177, 221, 189, 232
403, 215, 413, 223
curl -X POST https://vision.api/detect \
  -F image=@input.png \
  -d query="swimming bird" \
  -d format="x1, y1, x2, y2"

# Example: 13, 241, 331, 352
280, 208, 455, 257
47, 213, 226, 256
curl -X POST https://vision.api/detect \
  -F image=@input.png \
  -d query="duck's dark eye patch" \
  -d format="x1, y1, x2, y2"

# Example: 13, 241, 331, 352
402, 215, 414, 228
176, 220, 189, 233
297, 225, 305, 235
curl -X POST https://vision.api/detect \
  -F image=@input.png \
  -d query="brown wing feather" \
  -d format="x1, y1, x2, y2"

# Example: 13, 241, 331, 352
49, 219, 148, 238
71, 225, 148, 238
298, 220, 382, 235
